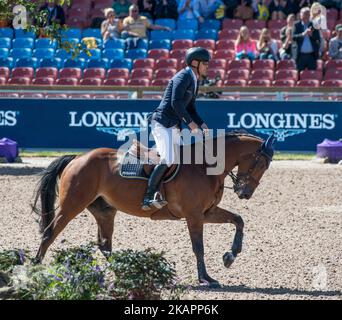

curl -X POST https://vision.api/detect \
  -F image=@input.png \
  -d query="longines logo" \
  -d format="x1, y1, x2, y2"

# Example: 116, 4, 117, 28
227, 113, 337, 142
69, 111, 149, 141
0, 111, 18, 126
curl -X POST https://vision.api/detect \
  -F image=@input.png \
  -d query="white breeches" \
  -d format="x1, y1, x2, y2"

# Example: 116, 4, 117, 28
151, 120, 181, 167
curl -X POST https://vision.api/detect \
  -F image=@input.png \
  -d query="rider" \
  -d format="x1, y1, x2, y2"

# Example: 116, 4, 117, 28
141, 47, 211, 210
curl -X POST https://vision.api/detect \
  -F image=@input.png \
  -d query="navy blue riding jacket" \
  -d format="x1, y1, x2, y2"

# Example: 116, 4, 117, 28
149, 67, 204, 128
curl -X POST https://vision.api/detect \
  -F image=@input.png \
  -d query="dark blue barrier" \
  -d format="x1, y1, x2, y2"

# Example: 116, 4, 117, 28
0, 99, 341, 151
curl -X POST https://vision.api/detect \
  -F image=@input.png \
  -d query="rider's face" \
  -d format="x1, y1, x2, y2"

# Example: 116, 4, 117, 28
198, 61, 209, 77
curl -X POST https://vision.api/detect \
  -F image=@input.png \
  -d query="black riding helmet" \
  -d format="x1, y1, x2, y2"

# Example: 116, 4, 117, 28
185, 47, 211, 70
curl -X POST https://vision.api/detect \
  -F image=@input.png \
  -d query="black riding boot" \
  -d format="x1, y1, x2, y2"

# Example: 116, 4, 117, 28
141, 163, 169, 210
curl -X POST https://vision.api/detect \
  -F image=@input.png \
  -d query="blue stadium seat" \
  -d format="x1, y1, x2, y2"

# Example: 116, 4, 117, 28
61, 28, 82, 40
195, 29, 218, 41
149, 39, 171, 50
0, 38, 12, 49
104, 39, 126, 50
14, 29, 36, 39
12, 38, 34, 49
82, 28, 102, 39
199, 19, 221, 31
172, 29, 195, 40
110, 58, 132, 71
78, 49, 101, 60
155, 19, 176, 30
56, 49, 73, 60
33, 48, 55, 59
177, 19, 198, 30
63, 58, 86, 69
39, 57, 63, 69
125, 49, 147, 60
0, 57, 14, 69
15, 57, 38, 68
102, 49, 124, 60
10, 48, 32, 59
150, 30, 172, 41
35, 38, 57, 49
0, 48, 9, 58
86, 58, 109, 69
0, 28, 14, 39
136, 39, 148, 50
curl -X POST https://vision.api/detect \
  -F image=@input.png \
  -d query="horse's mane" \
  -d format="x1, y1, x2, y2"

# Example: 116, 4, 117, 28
223, 130, 264, 142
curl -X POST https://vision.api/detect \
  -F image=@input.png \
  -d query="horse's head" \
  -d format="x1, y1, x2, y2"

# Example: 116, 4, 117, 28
233, 134, 275, 200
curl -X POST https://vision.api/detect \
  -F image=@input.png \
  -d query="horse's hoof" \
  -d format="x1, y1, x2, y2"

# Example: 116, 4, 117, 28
223, 251, 236, 268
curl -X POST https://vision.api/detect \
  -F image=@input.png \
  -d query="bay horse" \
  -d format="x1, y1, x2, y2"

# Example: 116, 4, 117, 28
32, 132, 275, 287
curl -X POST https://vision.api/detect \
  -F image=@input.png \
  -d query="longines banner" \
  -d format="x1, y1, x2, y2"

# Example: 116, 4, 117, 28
0, 99, 341, 151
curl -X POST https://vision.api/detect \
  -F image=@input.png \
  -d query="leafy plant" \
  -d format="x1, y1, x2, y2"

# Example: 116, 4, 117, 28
0, 249, 30, 273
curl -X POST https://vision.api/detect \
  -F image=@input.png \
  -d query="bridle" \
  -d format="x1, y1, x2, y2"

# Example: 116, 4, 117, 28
226, 148, 273, 191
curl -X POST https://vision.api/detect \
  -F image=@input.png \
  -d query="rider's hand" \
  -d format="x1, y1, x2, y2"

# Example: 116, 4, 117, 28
201, 123, 210, 136
189, 121, 199, 134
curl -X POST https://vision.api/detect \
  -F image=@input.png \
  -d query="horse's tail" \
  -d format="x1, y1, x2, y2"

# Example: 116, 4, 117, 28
32, 155, 77, 237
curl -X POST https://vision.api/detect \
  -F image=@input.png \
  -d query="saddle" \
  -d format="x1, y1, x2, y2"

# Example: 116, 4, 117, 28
119, 140, 180, 182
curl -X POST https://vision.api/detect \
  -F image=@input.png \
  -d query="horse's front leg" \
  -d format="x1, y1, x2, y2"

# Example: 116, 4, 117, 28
204, 206, 244, 268
186, 218, 220, 288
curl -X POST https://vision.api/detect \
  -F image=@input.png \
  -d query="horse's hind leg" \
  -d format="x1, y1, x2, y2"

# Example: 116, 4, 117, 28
204, 206, 244, 268
87, 197, 117, 256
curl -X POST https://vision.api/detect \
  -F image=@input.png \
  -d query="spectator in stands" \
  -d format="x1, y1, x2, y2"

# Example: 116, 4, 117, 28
268, 0, 287, 20
235, 26, 257, 61
193, 0, 224, 23
178, 0, 196, 19
101, 8, 123, 43
39, 0, 66, 26
284, 0, 300, 16
292, 7, 321, 71
256, 0, 270, 21
122, 4, 172, 48
234, 0, 254, 21
155, 0, 179, 19
298, 0, 314, 10
257, 28, 279, 60
329, 24, 342, 59
223, 0, 239, 19
113, 0, 131, 18
138, 0, 156, 19
279, 13, 295, 60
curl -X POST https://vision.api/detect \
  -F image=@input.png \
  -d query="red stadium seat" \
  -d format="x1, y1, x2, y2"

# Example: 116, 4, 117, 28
226, 69, 249, 80
155, 58, 177, 70
131, 68, 153, 80
155, 68, 177, 79
218, 29, 239, 40
224, 79, 247, 87
250, 29, 261, 40
8, 77, 31, 85
207, 68, 225, 80
213, 49, 235, 60
83, 68, 106, 79
0, 77, 6, 84
228, 59, 251, 70
148, 49, 169, 60
59, 68, 82, 79
248, 79, 271, 87
250, 69, 274, 81
66, 16, 87, 29
103, 78, 126, 86
11, 67, 34, 79
193, 39, 216, 50
270, 29, 281, 40
253, 59, 275, 70
32, 77, 55, 85
151, 79, 169, 86
177, 59, 186, 70
222, 19, 243, 30
276, 59, 296, 70
133, 58, 155, 69
326, 8, 339, 20
316, 59, 323, 71
172, 40, 193, 50
127, 78, 150, 86
325, 60, 342, 71
275, 69, 298, 81
321, 80, 342, 87
324, 69, 342, 80
169, 49, 187, 60
107, 68, 129, 80
268, 19, 286, 30
36, 67, 58, 79
272, 79, 296, 87
67, 8, 89, 19
300, 70, 322, 81
0, 67, 10, 79
80, 78, 102, 86
216, 39, 235, 50
56, 77, 79, 86
245, 19, 266, 30
209, 58, 226, 70
297, 79, 320, 87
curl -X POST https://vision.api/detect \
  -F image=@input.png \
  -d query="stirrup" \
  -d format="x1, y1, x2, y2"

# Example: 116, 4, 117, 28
141, 192, 167, 211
